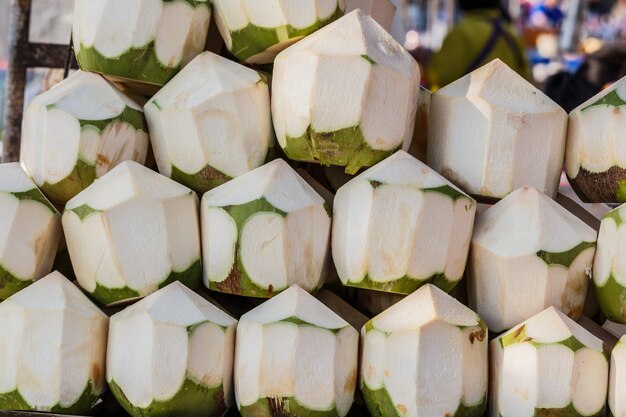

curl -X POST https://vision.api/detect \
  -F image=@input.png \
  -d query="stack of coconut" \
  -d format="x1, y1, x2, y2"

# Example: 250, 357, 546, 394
1, 1, 626, 417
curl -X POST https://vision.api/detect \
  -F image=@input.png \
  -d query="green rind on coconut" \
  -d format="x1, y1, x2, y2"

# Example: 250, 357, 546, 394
207, 198, 288, 298
41, 159, 96, 206
110, 379, 227, 417
342, 272, 458, 295
422, 185, 473, 202
0, 265, 34, 301
581, 90, 626, 111
171, 165, 232, 195
532, 403, 605, 417
536, 241, 596, 268
89, 259, 202, 307
284, 125, 399, 175
0, 383, 99, 414
10, 188, 57, 214
69, 204, 102, 221
595, 274, 626, 323
276, 317, 343, 334
361, 384, 486, 417
240, 396, 342, 417
500, 324, 587, 352
228, 6, 343, 63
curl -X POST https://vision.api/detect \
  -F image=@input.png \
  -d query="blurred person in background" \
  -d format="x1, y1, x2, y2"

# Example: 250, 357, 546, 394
427, 0, 530, 91
530, 0, 565, 28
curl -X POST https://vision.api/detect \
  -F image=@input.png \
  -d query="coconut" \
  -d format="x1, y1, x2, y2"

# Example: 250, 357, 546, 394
611, 336, 626, 417
591, 204, 626, 323
272, 10, 421, 174
145, 52, 272, 194
62, 161, 202, 306
490, 307, 608, 417
428, 59, 567, 200
0, 163, 62, 300
407, 86, 432, 163
468, 187, 597, 333
235, 285, 359, 417
333, 151, 476, 294
20, 71, 149, 205
361, 284, 488, 417
566, 76, 626, 203
0, 271, 108, 413
107, 282, 237, 417
202, 159, 331, 297
72, 0, 211, 88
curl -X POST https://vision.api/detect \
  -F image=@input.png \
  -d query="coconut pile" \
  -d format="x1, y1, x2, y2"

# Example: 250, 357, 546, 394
0, 1, 624, 417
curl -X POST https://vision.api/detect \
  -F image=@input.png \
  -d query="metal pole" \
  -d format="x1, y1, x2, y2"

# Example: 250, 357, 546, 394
2, 0, 31, 163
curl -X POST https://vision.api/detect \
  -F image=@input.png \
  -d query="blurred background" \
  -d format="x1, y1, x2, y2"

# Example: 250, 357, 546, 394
1, 0, 626, 152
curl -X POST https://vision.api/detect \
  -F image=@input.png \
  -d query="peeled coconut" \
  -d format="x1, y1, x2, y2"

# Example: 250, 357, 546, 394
72, 0, 211, 88
407, 86, 432, 163
566, 76, 626, 203
107, 282, 237, 417
490, 307, 608, 417
0, 163, 62, 300
20, 70, 149, 205
428, 59, 567, 199
235, 285, 359, 417
333, 151, 476, 294
468, 187, 597, 333
0, 271, 108, 413
272, 10, 421, 174
145, 52, 272, 194
611, 336, 626, 417
202, 159, 330, 297
361, 284, 488, 417
62, 161, 202, 306
591, 204, 626, 323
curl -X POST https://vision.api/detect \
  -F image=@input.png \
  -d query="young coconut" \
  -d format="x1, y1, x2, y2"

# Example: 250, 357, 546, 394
361, 284, 488, 417
591, 204, 626, 323
107, 282, 237, 417
272, 10, 421, 174
72, 0, 211, 88
62, 161, 202, 306
0, 163, 62, 300
20, 71, 149, 205
490, 307, 608, 417
428, 59, 567, 200
611, 336, 626, 417
0, 271, 108, 413
566, 76, 626, 203
333, 151, 476, 294
145, 52, 273, 194
201, 158, 331, 298
235, 285, 359, 417
468, 187, 597, 333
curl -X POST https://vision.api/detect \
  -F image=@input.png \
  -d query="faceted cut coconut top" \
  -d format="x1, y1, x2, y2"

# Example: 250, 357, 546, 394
203, 158, 325, 213
149, 52, 264, 110
112, 282, 236, 328
0, 163, 44, 193
240, 285, 350, 331
2, 271, 106, 318
339, 150, 471, 194
473, 187, 597, 257
27, 71, 141, 121
438, 59, 562, 114
573, 74, 626, 112
65, 161, 193, 212
496, 306, 603, 352
279, 10, 414, 78
369, 284, 481, 333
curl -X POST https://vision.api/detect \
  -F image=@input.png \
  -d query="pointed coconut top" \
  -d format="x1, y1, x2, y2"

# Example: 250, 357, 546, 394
112, 282, 236, 328
203, 158, 325, 212
240, 285, 351, 331
368, 284, 481, 333
573, 74, 626, 112
28, 70, 142, 120
339, 150, 471, 196
496, 306, 604, 352
149, 51, 264, 110
275, 9, 416, 79
0, 271, 106, 318
437, 59, 563, 115
65, 161, 193, 212
473, 187, 597, 256
0, 163, 45, 193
